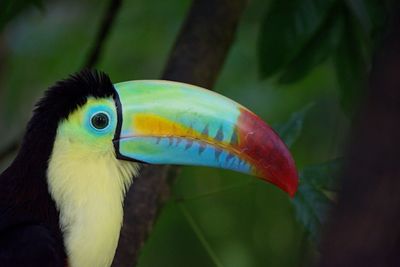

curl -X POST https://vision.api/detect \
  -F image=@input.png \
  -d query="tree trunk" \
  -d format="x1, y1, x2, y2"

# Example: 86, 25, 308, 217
111, 0, 248, 266
318, 6, 400, 267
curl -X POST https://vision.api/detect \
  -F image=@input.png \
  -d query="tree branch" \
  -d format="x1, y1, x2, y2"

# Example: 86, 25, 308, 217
83, 0, 122, 69
111, 0, 248, 266
318, 6, 400, 267
0, 0, 123, 163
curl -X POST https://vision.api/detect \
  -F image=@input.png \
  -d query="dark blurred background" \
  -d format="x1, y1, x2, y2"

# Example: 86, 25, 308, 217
0, 0, 387, 266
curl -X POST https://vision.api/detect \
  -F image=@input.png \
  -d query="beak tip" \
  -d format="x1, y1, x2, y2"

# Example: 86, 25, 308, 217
285, 167, 299, 198
287, 178, 298, 198
274, 171, 299, 198
256, 157, 299, 197
282, 166, 299, 198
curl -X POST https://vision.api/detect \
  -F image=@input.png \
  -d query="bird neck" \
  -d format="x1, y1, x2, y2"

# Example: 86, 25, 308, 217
47, 136, 138, 267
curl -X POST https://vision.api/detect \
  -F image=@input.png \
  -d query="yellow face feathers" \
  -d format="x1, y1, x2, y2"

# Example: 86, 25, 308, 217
56, 97, 117, 153
47, 97, 139, 267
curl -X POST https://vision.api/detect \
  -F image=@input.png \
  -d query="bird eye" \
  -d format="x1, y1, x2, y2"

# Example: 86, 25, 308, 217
90, 112, 110, 130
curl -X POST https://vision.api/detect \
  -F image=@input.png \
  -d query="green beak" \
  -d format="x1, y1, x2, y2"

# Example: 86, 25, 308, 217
113, 80, 298, 196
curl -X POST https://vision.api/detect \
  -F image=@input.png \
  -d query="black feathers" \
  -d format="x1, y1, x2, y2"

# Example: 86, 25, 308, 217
20, 69, 115, 164
0, 69, 115, 266
34, 69, 115, 122
0, 225, 66, 267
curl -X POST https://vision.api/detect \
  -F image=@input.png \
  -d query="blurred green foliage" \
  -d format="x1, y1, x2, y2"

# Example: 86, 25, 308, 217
0, 0, 386, 266
258, 0, 385, 113
0, 0, 43, 32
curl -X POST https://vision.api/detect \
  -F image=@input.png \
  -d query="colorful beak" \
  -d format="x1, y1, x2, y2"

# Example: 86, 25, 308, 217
112, 80, 298, 196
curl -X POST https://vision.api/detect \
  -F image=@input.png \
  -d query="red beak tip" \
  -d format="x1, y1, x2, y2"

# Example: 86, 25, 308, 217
286, 174, 299, 198
288, 186, 298, 198
259, 171, 298, 198
269, 168, 299, 198
270, 170, 299, 198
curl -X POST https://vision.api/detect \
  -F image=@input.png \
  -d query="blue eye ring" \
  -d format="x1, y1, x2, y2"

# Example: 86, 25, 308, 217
90, 111, 111, 131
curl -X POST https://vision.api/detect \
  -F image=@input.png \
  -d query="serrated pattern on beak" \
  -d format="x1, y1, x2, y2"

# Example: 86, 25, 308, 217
113, 80, 298, 196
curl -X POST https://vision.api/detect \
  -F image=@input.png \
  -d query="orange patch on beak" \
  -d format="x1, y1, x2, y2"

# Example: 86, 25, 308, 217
132, 114, 199, 138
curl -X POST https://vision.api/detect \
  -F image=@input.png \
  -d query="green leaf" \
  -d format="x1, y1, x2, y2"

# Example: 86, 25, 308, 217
292, 159, 342, 243
275, 103, 314, 148
279, 6, 343, 84
334, 1, 385, 114
334, 10, 368, 114
258, 0, 336, 78
292, 183, 332, 242
0, 0, 43, 32
301, 158, 342, 191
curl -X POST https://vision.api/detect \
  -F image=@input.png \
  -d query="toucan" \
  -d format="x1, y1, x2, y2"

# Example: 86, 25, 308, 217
0, 70, 298, 267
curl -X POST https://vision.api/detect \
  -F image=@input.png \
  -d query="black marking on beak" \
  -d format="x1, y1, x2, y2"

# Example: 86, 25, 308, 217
112, 86, 147, 164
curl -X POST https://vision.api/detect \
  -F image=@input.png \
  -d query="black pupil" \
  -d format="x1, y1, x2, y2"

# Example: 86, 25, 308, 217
91, 113, 109, 129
